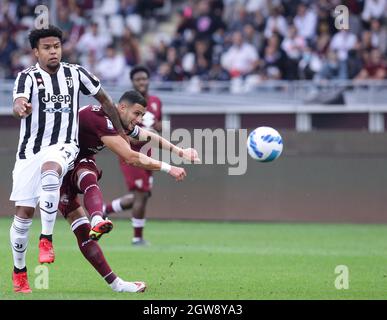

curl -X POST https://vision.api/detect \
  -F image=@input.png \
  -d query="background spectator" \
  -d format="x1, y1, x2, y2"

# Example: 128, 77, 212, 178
355, 48, 387, 80
221, 30, 259, 78
95, 44, 126, 84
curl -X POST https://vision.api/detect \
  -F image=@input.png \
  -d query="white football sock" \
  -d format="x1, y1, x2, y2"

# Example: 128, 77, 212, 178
10, 216, 32, 269
91, 214, 104, 228
132, 218, 146, 228
40, 170, 60, 235
112, 199, 123, 213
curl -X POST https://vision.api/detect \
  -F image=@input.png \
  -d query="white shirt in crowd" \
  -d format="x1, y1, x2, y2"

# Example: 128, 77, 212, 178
76, 29, 112, 60
329, 30, 358, 61
281, 35, 306, 60
221, 42, 259, 75
294, 9, 318, 40
362, 0, 387, 21
245, 0, 270, 17
264, 15, 288, 39
95, 54, 126, 84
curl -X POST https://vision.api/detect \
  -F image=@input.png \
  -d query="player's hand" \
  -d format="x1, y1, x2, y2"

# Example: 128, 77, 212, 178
179, 148, 201, 163
14, 100, 32, 118
169, 166, 187, 181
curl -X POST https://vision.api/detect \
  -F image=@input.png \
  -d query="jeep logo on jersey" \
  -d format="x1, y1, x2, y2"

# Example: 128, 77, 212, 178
42, 92, 71, 104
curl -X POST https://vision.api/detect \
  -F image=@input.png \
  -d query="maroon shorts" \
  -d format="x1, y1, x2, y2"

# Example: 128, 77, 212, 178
119, 159, 153, 193
59, 157, 102, 218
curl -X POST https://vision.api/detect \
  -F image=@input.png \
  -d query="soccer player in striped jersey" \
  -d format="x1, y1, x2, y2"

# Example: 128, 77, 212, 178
10, 25, 128, 293
54, 90, 199, 293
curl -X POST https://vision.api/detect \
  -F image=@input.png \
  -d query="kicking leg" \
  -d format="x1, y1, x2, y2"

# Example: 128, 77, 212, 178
67, 207, 146, 292
76, 169, 113, 240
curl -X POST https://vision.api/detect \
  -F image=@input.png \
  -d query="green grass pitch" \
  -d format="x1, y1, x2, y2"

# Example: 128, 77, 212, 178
1, 217, 387, 300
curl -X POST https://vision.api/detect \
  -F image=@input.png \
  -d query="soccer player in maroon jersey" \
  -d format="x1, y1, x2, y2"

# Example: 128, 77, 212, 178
56, 90, 199, 292
103, 65, 165, 245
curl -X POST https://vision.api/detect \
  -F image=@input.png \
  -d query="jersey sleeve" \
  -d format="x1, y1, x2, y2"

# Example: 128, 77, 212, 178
85, 106, 119, 138
95, 116, 119, 138
77, 65, 101, 96
155, 97, 162, 121
128, 125, 140, 139
13, 72, 33, 102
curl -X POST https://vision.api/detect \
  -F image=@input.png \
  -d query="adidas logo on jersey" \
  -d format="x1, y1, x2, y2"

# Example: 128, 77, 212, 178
42, 92, 71, 104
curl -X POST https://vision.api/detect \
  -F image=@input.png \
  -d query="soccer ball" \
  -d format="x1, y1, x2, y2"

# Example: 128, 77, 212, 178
247, 126, 283, 162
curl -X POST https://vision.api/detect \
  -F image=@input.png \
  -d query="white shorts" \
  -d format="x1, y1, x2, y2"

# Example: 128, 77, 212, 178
10, 143, 79, 207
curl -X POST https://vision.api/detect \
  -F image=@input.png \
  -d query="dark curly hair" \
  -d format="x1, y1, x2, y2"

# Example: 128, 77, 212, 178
29, 25, 63, 49
129, 65, 150, 80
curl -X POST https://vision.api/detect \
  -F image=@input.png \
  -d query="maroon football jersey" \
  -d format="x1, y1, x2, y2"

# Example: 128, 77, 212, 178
131, 95, 162, 152
77, 105, 139, 159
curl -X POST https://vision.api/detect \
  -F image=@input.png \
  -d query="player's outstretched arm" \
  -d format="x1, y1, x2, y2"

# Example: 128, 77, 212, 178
137, 127, 201, 163
101, 134, 186, 181
93, 88, 129, 143
13, 97, 32, 119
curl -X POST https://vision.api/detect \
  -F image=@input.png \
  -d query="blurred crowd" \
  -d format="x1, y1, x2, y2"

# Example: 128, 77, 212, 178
1, 0, 387, 84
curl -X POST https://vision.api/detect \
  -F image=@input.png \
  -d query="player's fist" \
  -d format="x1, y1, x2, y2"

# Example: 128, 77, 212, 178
179, 148, 201, 163
14, 100, 32, 118
169, 166, 187, 181
142, 112, 155, 128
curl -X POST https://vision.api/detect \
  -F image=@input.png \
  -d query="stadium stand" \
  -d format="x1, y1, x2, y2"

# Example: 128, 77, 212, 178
0, 0, 386, 132
1, 0, 386, 82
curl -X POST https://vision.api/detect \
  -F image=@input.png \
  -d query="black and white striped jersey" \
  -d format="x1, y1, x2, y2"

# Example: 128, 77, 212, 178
13, 62, 101, 159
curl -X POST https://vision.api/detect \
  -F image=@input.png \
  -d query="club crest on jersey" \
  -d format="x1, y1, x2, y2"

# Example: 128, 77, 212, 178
37, 78, 45, 89
66, 77, 73, 88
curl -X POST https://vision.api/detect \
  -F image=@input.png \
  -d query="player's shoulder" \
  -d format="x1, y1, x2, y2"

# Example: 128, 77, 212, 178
80, 104, 110, 122
80, 105, 116, 132
148, 94, 162, 103
61, 62, 87, 73
80, 104, 104, 116
148, 95, 162, 110
61, 62, 80, 69
80, 105, 104, 125
19, 65, 38, 75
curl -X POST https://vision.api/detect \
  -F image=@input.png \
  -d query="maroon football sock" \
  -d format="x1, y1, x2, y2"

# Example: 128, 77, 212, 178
134, 227, 143, 239
79, 173, 104, 220
73, 222, 117, 284
105, 203, 114, 214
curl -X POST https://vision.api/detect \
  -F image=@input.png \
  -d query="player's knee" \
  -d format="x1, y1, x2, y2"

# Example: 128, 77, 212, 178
78, 171, 98, 193
41, 170, 61, 192
15, 206, 35, 219
133, 197, 147, 213
42, 161, 62, 177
